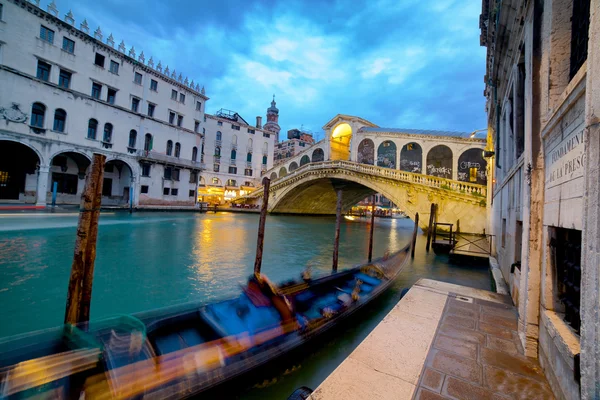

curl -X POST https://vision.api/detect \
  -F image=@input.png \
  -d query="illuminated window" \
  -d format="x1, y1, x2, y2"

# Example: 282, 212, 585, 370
469, 167, 477, 182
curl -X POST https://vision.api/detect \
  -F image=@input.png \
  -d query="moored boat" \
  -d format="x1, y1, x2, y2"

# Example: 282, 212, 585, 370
0, 245, 410, 399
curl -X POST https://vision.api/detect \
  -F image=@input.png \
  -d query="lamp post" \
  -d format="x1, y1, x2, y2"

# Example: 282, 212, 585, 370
469, 128, 487, 138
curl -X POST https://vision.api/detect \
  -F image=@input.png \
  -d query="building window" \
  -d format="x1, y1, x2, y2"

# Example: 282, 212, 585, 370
262, 155, 267, 165
91, 82, 102, 99
171, 89, 177, 100
217, 121, 223, 126
226, 179, 237, 186
173, 169, 180, 181
150, 79, 158, 91
231, 149, 237, 160
53, 109, 66, 132
196, 101, 202, 111
216, 131, 222, 141
141, 163, 151, 177
169, 111, 175, 124
30, 102, 45, 128
232, 124, 240, 131
215, 146, 221, 156
134, 72, 142, 85
211, 177, 219, 185
103, 123, 113, 143
109, 60, 119, 74
214, 164, 220, 172
128, 130, 137, 148
147, 103, 155, 117
244, 169, 253, 176
164, 166, 172, 180
131, 97, 140, 112
179, 93, 185, 103
192, 147, 198, 162
570, 0, 591, 79
0, 4, 3, 20
189, 189, 195, 197
36, 60, 51, 81
194, 120, 200, 133
248, 128, 255, 134
228, 166, 237, 174
550, 228, 582, 333
190, 171, 197, 183
163, 187, 170, 195
247, 152, 252, 162
107, 88, 116, 104
174, 142, 181, 158
58, 69, 71, 89
177, 115, 183, 127
171, 188, 178, 196
62, 37, 75, 54
141, 185, 149, 194
40, 25, 54, 43
144, 133, 152, 151
94, 53, 105, 68
263, 133, 270, 138
501, 218, 506, 248
87, 119, 98, 139
166, 140, 173, 156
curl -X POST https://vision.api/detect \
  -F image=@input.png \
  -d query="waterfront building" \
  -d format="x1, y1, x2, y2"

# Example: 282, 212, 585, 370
0, 0, 275, 207
481, 0, 599, 398
274, 128, 315, 165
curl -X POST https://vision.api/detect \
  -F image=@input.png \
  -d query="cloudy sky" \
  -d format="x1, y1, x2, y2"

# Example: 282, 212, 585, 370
56, 0, 486, 139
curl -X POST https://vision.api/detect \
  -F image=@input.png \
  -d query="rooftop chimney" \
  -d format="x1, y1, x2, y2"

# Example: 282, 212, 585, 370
256, 116, 262, 129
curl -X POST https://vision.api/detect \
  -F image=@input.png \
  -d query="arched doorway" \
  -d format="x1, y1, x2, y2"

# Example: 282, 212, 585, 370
289, 161, 298, 172
312, 148, 325, 162
49, 151, 91, 204
0, 141, 41, 202
426, 145, 453, 179
400, 142, 422, 173
457, 148, 487, 184
357, 138, 375, 165
377, 141, 397, 169
102, 159, 134, 206
279, 167, 287, 178
300, 155, 311, 166
330, 123, 352, 160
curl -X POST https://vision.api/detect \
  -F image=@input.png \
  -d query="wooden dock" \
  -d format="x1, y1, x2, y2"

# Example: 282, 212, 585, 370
449, 234, 491, 260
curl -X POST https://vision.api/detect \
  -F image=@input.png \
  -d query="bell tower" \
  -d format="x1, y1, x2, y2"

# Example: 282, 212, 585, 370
263, 95, 281, 143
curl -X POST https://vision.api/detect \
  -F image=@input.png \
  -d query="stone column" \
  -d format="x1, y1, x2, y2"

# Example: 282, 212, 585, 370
35, 165, 50, 206
452, 152, 459, 181
580, 2, 600, 398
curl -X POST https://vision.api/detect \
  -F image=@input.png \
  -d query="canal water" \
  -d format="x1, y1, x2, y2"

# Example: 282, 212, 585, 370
0, 211, 491, 398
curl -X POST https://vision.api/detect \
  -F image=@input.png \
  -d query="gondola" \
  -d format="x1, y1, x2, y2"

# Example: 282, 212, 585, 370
0, 244, 410, 399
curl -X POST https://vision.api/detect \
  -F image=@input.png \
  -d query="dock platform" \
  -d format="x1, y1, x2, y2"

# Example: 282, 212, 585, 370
310, 279, 554, 400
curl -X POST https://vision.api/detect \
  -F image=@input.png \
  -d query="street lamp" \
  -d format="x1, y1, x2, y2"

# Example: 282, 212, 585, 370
469, 128, 487, 138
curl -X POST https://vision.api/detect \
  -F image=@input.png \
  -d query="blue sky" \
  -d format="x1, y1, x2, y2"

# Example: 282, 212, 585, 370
56, 0, 486, 139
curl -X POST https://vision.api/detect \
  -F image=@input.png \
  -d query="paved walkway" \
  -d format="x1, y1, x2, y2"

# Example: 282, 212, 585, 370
310, 279, 554, 400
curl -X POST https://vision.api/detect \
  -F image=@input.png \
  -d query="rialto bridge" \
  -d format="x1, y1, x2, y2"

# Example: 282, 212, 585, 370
238, 114, 490, 234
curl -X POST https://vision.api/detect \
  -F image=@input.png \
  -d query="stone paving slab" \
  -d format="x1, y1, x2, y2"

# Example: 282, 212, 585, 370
310, 279, 555, 400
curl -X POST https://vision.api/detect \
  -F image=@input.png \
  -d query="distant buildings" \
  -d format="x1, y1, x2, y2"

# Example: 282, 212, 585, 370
0, 0, 276, 207
274, 128, 315, 165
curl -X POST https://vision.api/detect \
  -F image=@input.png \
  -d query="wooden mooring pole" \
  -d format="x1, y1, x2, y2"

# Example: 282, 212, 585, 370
332, 189, 343, 272
411, 212, 419, 259
368, 194, 376, 263
425, 203, 436, 252
64, 153, 106, 326
253, 177, 271, 277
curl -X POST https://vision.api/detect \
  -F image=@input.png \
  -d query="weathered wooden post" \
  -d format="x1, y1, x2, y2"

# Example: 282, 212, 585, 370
368, 195, 376, 262
64, 153, 106, 326
411, 212, 419, 259
253, 177, 271, 277
332, 189, 343, 272
425, 203, 436, 252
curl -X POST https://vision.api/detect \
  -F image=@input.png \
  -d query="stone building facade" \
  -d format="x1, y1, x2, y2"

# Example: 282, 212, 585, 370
481, 0, 599, 398
274, 128, 315, 166
0, 0, 275, 207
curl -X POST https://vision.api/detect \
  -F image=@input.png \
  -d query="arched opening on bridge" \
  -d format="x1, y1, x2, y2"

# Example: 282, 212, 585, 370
312, 148, 325, 163
426, 145, 453, 179
270, 172, 277, 180
377, 141, 397, 169
289, 162, 298, 172
300, 155, 310, 166
400, 142, 422, 173
457, 148, 487, 184
357, 138, 375, 165
330, 123, 352, 161
0, 141, 41, 202
50, 151, 91, 204
102, 160, 134, 206
279, 167, 287, 178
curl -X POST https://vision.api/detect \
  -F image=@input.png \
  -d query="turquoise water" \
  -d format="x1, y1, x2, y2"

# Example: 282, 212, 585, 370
0, 211, 491, 397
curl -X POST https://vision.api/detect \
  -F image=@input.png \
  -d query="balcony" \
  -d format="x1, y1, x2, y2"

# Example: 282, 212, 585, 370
213, 154, 221, 163
215, 139, 222, 147
136, 150, 201, 169
229, 159, 237, 166
247, 146, 253, 153
101, 141, 113, 149
127, 146, 136, 154
231, 143, 238, 150
246, 161, 252, 168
